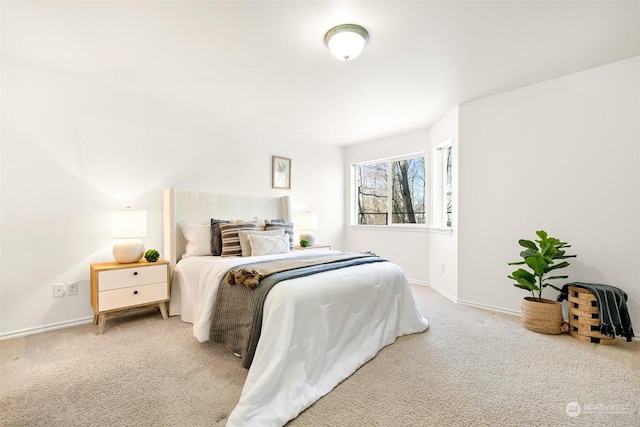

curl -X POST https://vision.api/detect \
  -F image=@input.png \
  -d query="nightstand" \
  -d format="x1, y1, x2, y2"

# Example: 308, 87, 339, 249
294, 244, 332, 251
90, 259, 170, 335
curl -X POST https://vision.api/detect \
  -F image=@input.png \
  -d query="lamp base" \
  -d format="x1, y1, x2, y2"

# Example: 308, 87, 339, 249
113, 239, 145, 263
299, 232, 316, 246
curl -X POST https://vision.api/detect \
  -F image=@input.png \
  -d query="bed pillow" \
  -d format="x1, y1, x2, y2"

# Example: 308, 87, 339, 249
237, 228, 284, 257
220, 222, 257, 257
264, 222, 294, 251
249, 234, 291, 256
180, 222, 212, 256
210, 218, 230, 256
265, 218, 285, 225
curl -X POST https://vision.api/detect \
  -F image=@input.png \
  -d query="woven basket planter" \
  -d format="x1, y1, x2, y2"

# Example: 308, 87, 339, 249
521, 297, 564, 335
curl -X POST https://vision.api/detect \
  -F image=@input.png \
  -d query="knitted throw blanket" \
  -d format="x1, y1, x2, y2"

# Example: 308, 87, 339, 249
211, 253, 387, 368
226, 252, 377, 289
557, 282, 635, 342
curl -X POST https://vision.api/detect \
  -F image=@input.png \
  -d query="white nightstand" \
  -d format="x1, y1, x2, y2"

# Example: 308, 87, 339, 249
294, 244, 332, 251
90, 259, 170, 335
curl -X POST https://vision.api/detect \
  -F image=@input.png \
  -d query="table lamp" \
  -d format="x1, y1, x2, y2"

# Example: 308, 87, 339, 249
297, 212, 318, 246
110, 207, 147, 263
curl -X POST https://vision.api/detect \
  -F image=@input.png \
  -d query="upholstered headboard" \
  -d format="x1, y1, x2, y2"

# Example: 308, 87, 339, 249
162, 188, 291, 271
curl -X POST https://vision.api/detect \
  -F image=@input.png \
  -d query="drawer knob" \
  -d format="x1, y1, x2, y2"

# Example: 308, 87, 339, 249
133, 271, 138, 276
133, 290, 138, 295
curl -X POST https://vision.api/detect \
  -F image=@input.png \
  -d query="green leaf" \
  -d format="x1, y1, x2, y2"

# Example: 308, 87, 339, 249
514, 283, 537, 292
547, 237, 561, 246
508, 261, 526, 266
544, 283, 561, 292
546, 261, 570, 272
509, 268, 536, 283
555, 254, 577, 260
546, 275, 569, 280
539, 241, 552, 256
519, 248, 537, 258
525, 253, 548, 277
536, 230, 548, 240
519, 239, 537, 250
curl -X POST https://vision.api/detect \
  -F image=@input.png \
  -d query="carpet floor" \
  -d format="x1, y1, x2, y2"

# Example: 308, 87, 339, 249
1, 285, 638, 426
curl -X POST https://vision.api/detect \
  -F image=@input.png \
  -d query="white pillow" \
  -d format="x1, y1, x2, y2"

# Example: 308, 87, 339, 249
237, 228, 284, 257
249, 234, 291, 256
180, 222, 212, 256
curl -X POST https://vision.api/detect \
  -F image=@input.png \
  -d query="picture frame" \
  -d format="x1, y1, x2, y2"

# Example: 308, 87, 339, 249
272, 155, 291, 189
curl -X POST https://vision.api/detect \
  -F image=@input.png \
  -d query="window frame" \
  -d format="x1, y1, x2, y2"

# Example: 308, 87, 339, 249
351, 152, 427, 228
432, 138, 453, 230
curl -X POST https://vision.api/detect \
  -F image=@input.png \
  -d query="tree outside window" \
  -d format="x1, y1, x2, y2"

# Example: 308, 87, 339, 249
355, 155, 425, 225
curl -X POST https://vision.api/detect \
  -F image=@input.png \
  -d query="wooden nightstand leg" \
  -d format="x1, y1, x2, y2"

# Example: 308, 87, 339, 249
158, 302, 168, 320
93, 314, 98, 325
97, 314, 107, 335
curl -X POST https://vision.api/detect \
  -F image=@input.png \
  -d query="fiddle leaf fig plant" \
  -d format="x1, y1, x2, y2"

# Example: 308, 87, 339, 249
508, 230, 576, 302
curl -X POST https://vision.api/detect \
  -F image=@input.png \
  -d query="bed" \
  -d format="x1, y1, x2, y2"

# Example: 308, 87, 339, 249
162, 188, 429, 426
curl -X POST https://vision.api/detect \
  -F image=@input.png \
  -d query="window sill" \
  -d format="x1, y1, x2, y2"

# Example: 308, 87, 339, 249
348, 225, 453, 234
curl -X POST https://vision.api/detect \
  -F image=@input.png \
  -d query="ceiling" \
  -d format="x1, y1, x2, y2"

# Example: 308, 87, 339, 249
2, 1, 638, 145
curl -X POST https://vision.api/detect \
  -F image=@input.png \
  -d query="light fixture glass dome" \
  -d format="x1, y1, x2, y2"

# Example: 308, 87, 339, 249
324, 24, 369, 61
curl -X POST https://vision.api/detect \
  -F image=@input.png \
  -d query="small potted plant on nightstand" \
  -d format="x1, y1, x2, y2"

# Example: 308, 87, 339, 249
145, 249, 160, 262
508, 230, 576, 334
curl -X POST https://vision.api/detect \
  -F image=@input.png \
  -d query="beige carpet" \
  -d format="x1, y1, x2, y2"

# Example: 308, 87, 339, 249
1, 285, 638, 426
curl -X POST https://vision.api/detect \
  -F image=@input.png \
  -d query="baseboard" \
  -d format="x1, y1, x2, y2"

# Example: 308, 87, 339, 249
411, 280, 639, 342
0, 317, 94, 341
455, 298, 521, 317
416, 280, 520, 316
410, 280, 458, 303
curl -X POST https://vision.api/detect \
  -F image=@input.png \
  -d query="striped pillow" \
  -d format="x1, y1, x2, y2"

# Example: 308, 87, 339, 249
264, 222, 294, 251
220, 222, 257, 257
210, 218, 230, 256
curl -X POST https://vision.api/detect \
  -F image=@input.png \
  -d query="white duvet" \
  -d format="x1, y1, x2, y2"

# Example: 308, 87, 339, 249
172, 250, 429, 427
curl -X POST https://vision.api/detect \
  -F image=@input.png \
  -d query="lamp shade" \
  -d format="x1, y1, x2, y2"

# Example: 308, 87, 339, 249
297, 212, 318, 246
110, 208, 147, 238
110, 208, 147, 263
324, 24, 369, 61
297, 212, 318, 231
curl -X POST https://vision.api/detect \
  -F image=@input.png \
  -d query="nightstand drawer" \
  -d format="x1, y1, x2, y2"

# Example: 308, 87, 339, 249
98, 264, 167, 291
99, 281, 168, 311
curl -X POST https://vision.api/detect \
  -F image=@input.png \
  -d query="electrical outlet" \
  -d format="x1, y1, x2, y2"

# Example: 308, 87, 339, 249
52, 284, 65, 298
66, 282, 78, 296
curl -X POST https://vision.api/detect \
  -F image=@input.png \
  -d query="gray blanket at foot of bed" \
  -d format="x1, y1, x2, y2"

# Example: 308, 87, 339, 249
210, 253, 386, 368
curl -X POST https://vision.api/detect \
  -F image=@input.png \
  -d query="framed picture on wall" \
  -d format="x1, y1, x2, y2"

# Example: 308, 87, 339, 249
272, 155, 291, 189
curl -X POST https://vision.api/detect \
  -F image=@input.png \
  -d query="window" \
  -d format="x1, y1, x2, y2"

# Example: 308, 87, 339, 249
354, 154, 426, 225
433, 139, 453, 228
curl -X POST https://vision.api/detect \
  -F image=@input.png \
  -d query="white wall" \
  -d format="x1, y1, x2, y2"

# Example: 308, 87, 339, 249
4, 55, 638, 338
0, 59, 344, 337
428, 107, 459, 300
458, 57, 640, 330
342, 129, 431, 284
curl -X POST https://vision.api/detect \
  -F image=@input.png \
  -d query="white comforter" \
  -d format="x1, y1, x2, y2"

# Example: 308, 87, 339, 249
173, 250, 429, 427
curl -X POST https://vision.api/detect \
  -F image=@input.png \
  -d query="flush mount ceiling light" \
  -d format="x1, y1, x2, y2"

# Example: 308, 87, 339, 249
324, 24, 369, 61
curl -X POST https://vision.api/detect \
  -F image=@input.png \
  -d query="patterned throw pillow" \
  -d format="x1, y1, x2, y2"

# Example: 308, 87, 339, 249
249, 234, 291, 256
210, 218, 230, 256
220, 222, 257, 257
237, 229, 284, 257
264, 222, 294, 251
